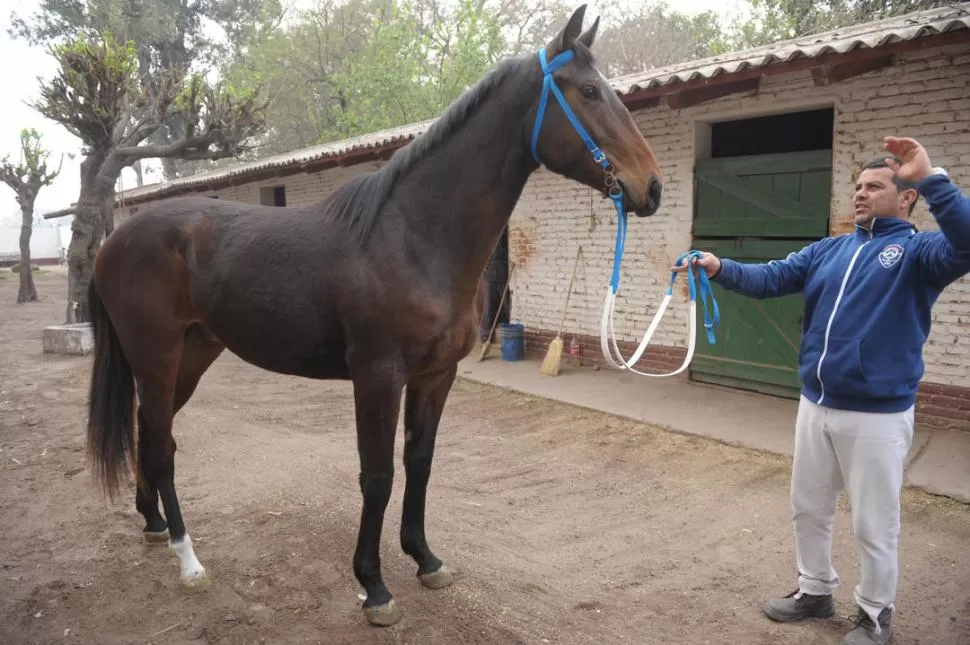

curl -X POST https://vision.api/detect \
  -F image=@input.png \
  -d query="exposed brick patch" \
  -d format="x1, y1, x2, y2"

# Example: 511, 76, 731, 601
916, 382, 970, 432
510, 224, 537, 270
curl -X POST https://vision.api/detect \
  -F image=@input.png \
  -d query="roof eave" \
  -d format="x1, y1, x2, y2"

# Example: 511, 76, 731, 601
618, 26, 970, 110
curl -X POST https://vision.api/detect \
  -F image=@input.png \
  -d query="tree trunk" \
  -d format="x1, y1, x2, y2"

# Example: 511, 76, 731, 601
102, 190, 116, 237
66, 196, 104, 323
17, 204, 37, 303
132, 159, 144, 187
65, 152, 125, 322
161, 155, 179, 181
65, 155, 107, 323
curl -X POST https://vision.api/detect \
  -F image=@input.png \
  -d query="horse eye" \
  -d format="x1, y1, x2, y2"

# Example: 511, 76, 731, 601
580, 85, 600, 100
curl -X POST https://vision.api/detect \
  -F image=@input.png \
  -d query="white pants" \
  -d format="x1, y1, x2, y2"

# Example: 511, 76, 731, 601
790, 395, 914, 626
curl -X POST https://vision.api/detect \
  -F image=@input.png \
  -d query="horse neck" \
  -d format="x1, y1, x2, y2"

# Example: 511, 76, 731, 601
391, 65, 540, 297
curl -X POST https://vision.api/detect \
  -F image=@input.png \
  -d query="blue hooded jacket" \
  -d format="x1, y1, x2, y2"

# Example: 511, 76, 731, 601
711, 173, 970, 413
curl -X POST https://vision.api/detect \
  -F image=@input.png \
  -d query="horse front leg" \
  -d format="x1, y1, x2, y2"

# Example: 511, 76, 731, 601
401, 364, 457, 590
350, 358, 405, 627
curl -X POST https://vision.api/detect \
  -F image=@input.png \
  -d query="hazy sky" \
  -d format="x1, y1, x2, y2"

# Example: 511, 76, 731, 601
0, 0, 751, 219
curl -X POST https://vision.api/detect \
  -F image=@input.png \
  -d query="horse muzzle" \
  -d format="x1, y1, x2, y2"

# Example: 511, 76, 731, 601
619, 175, 663, 217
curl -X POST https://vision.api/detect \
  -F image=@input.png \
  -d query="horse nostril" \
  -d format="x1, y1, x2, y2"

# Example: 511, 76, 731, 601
647, 176, 663, 208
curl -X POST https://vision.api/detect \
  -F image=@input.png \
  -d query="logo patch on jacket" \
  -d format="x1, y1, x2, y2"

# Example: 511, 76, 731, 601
879, 244, 904, 268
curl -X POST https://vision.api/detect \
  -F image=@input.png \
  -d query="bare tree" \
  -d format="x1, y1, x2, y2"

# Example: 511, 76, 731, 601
9, 0, 284, 181
0, 128, 63, 303
31, 30, 268, 322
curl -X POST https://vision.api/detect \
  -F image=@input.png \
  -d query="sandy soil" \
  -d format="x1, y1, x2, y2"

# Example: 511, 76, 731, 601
1, 269, 969, 645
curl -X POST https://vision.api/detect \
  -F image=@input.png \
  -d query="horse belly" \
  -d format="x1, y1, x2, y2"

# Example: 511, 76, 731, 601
200, 304, 350, 379
226, 340, 351, 380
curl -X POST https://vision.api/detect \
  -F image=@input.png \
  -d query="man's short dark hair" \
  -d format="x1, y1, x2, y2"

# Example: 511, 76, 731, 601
861, 155, 918, 213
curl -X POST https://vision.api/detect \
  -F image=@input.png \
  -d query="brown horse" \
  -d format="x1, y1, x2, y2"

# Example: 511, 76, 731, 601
85, 5, 664, 627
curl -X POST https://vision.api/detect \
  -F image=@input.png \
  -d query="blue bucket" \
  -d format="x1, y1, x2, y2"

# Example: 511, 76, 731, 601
498, 323, 525, 361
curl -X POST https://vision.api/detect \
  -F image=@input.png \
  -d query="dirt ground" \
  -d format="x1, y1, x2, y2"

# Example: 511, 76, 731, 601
1, 270, 969, 645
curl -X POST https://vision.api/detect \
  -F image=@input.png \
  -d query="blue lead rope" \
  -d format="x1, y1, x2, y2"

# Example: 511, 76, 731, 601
609, 210, 719, 346
605, 204, 718, 345
672, 250, 720, 345
610, 203, 627, 294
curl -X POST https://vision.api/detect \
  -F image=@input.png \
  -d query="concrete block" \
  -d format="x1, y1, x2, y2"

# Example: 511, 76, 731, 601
42, 322, 94, 356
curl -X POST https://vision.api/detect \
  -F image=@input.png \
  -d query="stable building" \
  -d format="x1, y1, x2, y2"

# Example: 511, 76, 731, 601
107, 4, 970, 431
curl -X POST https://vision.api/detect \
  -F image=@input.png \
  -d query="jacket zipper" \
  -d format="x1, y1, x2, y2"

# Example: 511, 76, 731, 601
815, 235, 870, 405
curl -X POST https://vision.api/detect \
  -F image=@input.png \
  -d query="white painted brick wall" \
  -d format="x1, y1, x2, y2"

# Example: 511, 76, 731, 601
509, 42, 970, 389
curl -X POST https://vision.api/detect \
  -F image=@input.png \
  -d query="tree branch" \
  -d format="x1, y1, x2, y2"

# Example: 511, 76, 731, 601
112, 99, 132, 145
115, 136, 212, 161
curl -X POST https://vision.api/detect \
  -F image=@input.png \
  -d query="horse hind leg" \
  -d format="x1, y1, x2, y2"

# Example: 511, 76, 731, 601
137, 419, 170, 544
136, 324, 224, 592
136, 324, 224, 548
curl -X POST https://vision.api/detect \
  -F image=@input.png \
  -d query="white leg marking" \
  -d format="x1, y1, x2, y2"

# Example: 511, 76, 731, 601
171, 533, 208, 590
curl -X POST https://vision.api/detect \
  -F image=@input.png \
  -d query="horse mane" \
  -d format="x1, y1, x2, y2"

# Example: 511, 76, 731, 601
321, 52, 535, 246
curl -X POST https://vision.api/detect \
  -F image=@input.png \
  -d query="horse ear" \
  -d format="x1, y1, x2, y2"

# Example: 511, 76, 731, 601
577, 15, 599, 49
547, 4, 586, 57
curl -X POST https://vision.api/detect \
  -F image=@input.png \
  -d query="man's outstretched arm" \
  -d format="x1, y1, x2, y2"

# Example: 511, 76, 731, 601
672, 242, 819, 299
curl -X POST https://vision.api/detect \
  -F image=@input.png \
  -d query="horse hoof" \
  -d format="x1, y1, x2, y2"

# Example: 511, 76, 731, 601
180, 569, 210, 593
419, 565, 454, 590
363, 599, 401, 626
143, 529, 169, 545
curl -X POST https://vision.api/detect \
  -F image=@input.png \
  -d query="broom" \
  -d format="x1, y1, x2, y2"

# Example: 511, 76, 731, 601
540, 245, 582, 376
478, 263, 515, 361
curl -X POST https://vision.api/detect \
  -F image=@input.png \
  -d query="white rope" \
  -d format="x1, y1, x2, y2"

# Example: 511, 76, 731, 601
599, 285, 699, 378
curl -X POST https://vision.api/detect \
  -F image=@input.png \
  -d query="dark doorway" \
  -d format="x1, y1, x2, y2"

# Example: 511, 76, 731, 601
259, 185, 287, 207
479, 226, 510, 342
711, 107, 834, 158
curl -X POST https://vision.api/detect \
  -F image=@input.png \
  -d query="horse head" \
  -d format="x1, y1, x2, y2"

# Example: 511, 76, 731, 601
529, 4, 664, 218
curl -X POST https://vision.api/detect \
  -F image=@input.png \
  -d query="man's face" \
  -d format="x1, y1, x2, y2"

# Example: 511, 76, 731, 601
853, 167, 915, 226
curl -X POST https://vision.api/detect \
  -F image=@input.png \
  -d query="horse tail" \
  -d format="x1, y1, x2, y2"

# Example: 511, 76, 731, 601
86, 277, 137, 500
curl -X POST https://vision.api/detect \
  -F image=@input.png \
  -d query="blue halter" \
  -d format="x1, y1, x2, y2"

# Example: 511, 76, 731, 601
530, 47, 719, 347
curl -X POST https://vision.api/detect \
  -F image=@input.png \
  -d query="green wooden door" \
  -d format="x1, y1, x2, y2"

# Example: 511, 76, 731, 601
690, 151, 832, 399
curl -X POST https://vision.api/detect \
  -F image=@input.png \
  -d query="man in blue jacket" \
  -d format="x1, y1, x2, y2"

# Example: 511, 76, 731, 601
675, 136, 970, 645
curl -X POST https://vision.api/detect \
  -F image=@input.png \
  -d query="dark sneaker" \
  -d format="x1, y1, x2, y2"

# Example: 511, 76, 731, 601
841, 607, 893, 645
762, 589, 836, 622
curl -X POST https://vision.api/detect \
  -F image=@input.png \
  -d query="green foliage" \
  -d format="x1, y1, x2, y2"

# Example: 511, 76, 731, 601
592, 0, 735, 76
8, 0, 281, 67
434, 0, 506, 106
220, 0, 506, 151
221, 0, 508, 149
32, 30, 140, 149
731, 0, 948, 44
328, 0, 437, 136
30, 24, 267, 166
326, 0, 505, 137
